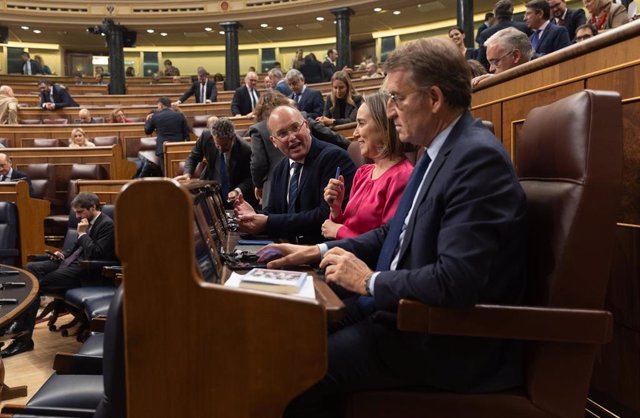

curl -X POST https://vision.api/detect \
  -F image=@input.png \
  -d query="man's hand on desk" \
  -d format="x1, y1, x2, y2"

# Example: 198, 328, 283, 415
233, 194, 255, 217
236, 213, 268, 234
264, 244, 321, 268
319, 247, 372, 295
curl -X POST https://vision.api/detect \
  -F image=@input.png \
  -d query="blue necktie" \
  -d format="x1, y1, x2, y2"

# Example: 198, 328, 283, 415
375, 151, 432, 271
531, 30, 540, 50
219, 153, 229, 199
288, 162, 302, 213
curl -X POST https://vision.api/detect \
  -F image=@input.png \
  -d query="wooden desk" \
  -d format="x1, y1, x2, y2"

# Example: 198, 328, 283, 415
0, 266, 38, 401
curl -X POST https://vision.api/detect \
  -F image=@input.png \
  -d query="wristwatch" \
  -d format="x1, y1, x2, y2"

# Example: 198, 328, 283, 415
363, 273, 373, 297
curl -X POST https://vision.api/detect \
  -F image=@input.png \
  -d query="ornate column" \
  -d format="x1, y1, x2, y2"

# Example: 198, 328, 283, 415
457, 0, 474, 49
220, 21, 241, 91
102, 19, 125, 94
331, 8, 354, 69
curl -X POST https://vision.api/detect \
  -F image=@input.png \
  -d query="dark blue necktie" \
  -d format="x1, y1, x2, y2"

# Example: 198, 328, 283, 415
288, 162, 302, 213
375, 151, 431, 271
531, 30, 540, 50
219, 153, 229, 199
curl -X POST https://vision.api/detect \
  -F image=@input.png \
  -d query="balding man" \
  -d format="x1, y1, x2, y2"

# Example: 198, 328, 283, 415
78, 108, 96, 124
0, 153, 33, 195
234, 105, 355, 244
472, 27, 533, 86
0, 86, 18, 125
175, 68, 217, 104
231, 71, 260, 116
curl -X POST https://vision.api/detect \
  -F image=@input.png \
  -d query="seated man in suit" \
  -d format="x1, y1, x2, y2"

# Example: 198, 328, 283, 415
263, 38, 528, 417
231, 72, 260, 117
175, 117, 256, 208
38, 79, 79, 110
174, 67, 217, 104
144, 97, 191, 174
0, 192, 116, 357
524, 0, 570, 56
234, 105, 356, 244
286, 69, 324, 119
472, 27, 533, 86
0, 153, 34, 195
78, 108, 97, 124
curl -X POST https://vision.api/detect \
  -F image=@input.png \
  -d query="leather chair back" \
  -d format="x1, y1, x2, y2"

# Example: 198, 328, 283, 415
67, 164, 108, 207
32, 138, 63, 147
22, 163, 56, 201
127, 117, 145, 123
93, 136, 118, 147
42, 118, 69, 124
192, 115, 209, 137
20, 118, 42, 125
0, 202, 19, 266
515, 90, 622, 417
347, 141, 372, 168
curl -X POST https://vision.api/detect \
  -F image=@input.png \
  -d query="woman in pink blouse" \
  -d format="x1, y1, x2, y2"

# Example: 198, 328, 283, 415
322, 92, 413, 240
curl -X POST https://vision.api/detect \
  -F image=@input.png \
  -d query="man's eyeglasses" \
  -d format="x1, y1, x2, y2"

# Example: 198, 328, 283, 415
488, 50, 514, 67
272, 121, 305, 141
383, 91, 415, 110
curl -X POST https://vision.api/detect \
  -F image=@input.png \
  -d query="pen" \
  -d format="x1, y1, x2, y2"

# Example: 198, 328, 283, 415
335, 166, 341, 179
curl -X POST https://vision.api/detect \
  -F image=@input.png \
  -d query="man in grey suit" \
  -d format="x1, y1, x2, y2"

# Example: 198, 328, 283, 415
286, 69, 324, 119
266, 38, 528, 418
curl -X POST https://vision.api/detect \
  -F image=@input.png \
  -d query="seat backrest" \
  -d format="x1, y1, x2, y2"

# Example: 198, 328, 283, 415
347, 141, 372, 168
0, 202, 19, 266
139, 137, 157, 151
67, 164, 108, 207
22, 163, 56, 201
20, 118, 42, 125
516, 90, 623, 417
94, 285, 126, 418
32, 138, 63, 147
42, 118, 69, 124
93, 136, 118, 147
127, 116, 145, 123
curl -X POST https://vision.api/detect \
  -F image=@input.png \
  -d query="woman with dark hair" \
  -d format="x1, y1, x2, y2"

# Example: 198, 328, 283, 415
299, 53, 323, 84
449, 26, 477, 59
249, 91, 292, 205
316, 70, 363, 127
321, 92, 413, 239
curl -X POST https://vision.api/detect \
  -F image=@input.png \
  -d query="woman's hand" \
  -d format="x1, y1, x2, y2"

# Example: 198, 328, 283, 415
315, 116, 335, 126
321, 219, 342, 239
323, 175, 345, 216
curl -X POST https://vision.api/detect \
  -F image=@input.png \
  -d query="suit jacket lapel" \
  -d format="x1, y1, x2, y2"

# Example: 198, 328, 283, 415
396, 111, 473, 263
295, 138, 318, 198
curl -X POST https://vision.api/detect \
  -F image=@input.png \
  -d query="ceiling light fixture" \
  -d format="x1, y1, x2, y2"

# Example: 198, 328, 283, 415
219, 31, 225, 35
316, 16, 325, 21
393, 10, 401, 15
276, 26, 283, 31
33, 29, 41, 34
21, 26, 29, 30
260, 23, 268, 28
146, 29, 155, 33
160, 32, 168, 36
374, 7, 382, 12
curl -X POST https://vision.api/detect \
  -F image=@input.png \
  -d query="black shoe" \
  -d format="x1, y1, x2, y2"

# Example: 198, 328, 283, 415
0, 320, 24, 338
0, 338, 34, 358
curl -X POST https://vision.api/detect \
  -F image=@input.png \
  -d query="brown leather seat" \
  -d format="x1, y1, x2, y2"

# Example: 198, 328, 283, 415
42, 118, 69, 124
346, 90, 623, 418
127, 116, 145, 123
32, 138, 63, 147
21, 163, 57, 202
347, 140, 373, 168
192, 115, 209, 137
93, 136, 118, 146
20, 118, 42, 125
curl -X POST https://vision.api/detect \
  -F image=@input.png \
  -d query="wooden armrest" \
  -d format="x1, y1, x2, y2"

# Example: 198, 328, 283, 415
53, 352, 102, 375
101, 265, 123, 278
1, 403, 84, 417
80, 260, 120, 271
90, 316, 107, 333
333, 121, 356, 131
397, 300, 612, 344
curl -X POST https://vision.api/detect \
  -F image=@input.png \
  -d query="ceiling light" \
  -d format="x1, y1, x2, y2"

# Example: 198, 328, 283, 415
33, 29, 41, 34
204, 27, 213, 32
160, 32, 168, 36
21, 26, 29, 30
146, 29, 155, 33
316, 16, 325, 21
276, 26, 283, 31
373, 7, 382, 12
219, 31, 225, 35
260, 23, 268, 28
333, 20, 337, 24
393, 10, 401, 15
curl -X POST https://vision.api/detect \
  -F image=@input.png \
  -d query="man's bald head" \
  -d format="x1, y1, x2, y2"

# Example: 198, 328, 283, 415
0, 86, 14, 97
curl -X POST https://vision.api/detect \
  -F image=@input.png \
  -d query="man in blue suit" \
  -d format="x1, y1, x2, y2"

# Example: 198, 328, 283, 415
525, 0, 570, 56
267, 38, 528, 418
38, 79, 79, 110
234, 105, 355, 244
285, 69, 324, 119
548, 0, 586, 41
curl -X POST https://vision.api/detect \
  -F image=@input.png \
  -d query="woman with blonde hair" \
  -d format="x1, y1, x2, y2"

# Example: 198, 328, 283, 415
321, 92, 413, 239
68, 127, 95, 148
584, 0, 630, 30
316, 70, 363, 127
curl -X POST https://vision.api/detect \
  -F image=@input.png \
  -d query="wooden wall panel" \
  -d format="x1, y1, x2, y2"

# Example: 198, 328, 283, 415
620, 101, 640, 225
587, 65, 640, 100
471, 103, 502, 142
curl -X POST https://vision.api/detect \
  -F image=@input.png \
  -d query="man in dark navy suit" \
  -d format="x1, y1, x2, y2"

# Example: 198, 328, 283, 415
285, 69, 324, 119
267, 38, 528, 418
0, 153, 34, 196
144, 97, 191, 174
38, 79, 79, 110
548, 0, 586, 41
231, 72, 260, 117
21, 52, 42, 75
175, 68, 217, 104
525, 0, 571, 56
234, 105, 355, 244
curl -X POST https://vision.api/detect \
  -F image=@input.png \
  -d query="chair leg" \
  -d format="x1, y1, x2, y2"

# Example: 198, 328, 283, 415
36, 299, 66, 332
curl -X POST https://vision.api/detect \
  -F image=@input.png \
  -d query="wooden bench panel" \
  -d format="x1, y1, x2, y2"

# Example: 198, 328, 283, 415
77, 180, 130, 205
164, 141, 196, 178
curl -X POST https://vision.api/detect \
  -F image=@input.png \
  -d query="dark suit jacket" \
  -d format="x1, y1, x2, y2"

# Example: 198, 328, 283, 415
249, 121, 285, 206
179, 79, 218, 103
231, 85, 260, 116
144, 108, 191, 155
323, 95, 363, 125
184, 133, 256, 207
557, 8, 586, 41
321, 59, 336, 82
477, 19, 532, 70
532, 22, 571, 56
329, 111, 527, 393
274, 80, 292, 97
291, 87, 324, 119
66, 213, 116, 263
5, 169, 34, 196
264, 137, 356, 244
22, 59, 42, 75
300, 59, 323, 84
39, 85, 79, 109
